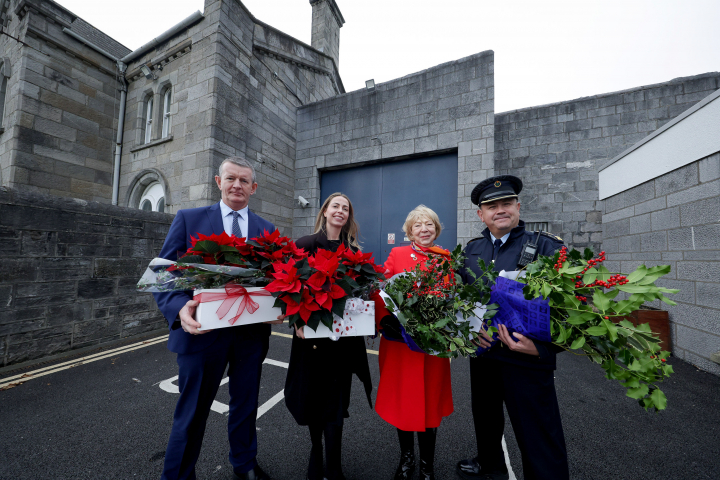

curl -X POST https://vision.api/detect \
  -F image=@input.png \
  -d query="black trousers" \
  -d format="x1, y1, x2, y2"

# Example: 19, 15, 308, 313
470, 356, 569, 480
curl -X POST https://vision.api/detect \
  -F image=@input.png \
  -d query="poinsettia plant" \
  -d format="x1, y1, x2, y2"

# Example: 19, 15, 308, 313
380, 245, 498, 358
267, 244, 385, 331
477, 246, 677, 412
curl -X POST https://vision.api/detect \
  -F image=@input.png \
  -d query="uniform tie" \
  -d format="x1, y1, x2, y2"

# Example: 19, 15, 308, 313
231, 211, 243, 238
492, 238, 503, 261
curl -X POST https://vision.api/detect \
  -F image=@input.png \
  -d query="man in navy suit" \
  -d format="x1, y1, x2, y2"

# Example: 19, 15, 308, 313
154, 157, 277, 480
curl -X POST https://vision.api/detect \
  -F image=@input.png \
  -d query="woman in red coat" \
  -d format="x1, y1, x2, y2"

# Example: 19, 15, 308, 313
373, 205, 453, 480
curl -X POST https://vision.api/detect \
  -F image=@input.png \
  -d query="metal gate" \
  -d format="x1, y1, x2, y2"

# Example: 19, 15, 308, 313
320, 153, 458, 264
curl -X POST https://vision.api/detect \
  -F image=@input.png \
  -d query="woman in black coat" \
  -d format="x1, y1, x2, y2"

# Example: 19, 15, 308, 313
283, 192, 373, 480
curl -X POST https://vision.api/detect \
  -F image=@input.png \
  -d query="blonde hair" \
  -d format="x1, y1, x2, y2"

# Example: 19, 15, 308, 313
402, 205, 443, 242
314, 192, 362, 250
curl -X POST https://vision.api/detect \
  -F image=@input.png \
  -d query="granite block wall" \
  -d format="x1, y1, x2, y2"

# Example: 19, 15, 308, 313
294, 50, 495, 245
495, 73, 720, 251
5, 1, 130, 202
0, 186, 173, 368
601, 152, 720, 375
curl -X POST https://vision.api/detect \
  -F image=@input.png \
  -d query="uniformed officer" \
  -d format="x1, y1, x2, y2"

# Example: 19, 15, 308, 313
456, 175, 570, 480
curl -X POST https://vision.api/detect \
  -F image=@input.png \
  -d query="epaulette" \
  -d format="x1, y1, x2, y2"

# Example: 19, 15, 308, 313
539, 231, 563, 242
467, 235, 483, 244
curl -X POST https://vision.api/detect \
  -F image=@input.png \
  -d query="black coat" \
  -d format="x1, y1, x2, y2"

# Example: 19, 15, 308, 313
460, 220, 565, 370
284, 232, 373, 426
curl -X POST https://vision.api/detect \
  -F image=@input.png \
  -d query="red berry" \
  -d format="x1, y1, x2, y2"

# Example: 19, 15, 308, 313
661, 359, 666, 363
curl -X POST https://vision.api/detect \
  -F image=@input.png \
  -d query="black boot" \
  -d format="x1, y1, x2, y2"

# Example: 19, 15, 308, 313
324, 423, 345, 480
417, 428, 437, 480
308, 424, 325, 480
394, 428, 415, 480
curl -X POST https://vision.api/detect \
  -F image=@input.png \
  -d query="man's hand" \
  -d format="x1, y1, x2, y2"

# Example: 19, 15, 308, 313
497, 324, 539, 356
470, 326, 494, 349
265, 313, 285, 325
180, 300, 211, 335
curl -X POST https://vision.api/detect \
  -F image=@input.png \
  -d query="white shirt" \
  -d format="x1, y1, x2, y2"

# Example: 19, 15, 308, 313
219, 200, 249, 238
489, 231, 511, 245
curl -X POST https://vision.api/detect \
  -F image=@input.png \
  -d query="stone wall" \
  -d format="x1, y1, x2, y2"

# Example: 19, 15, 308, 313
601, 152, 720, 374
0, 187, 172, 368
6, 0, 130, 202
495, 73, 720, 251
119, 0, 340, 234
294, 50, 495, 245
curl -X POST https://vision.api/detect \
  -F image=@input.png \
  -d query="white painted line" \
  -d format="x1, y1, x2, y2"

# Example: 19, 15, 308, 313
263, 358, 289, 368
0, 336, 169, 390
502, 435, 517, 480
257, 390, 285, 419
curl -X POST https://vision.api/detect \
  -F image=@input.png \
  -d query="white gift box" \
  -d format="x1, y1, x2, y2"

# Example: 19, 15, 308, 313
303, 299, 376, 339
195, 287, 281, 330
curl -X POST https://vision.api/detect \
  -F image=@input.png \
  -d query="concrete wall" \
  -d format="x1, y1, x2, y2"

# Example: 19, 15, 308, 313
601, 152, 720, 375
0, 187, 172, 368
6, 1, 129, 202
495, 73, 720, 251
119, 0, 341, 233
294, 50, 495, 245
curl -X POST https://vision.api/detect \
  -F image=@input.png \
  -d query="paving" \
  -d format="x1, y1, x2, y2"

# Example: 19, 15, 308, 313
0, 325, 718, 480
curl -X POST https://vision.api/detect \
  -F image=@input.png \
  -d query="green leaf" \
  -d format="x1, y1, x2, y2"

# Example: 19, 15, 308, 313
603, 319, 618, 342
566, 312, 595, 325
626, 384, 649, 400
570, 337, 585, 349
194, 240, 221, 254
626, 265, 648, 283
582, 267, 598, 285
593, 290, 611, 313
541, 283, 552, 298
434, 317, 452, 329
560, 265, 585, 275
585, 325, 608, 336
617, 284, 652, 294
650, 388, 667, 410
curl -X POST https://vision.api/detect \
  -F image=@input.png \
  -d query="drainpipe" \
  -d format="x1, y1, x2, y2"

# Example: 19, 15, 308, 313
112, 62, 128, 206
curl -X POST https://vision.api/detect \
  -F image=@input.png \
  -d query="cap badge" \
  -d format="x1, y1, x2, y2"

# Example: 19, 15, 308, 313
494, 181, 502, 188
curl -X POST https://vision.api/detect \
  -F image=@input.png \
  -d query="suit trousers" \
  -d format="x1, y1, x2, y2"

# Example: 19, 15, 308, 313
162, 324, 270, 480
470, 356, 569, 480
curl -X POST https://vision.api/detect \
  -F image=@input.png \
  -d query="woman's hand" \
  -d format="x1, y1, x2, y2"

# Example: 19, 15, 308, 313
264, 313, 285, 325
294, 323, 306, 339
470, 327, 494, 349
497, 324, 539, 356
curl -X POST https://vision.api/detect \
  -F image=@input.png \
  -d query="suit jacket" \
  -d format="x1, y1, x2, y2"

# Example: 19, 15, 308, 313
153, 202, 275, 354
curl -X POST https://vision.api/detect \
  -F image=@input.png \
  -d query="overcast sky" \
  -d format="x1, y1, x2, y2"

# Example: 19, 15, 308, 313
56, 0, 720, 112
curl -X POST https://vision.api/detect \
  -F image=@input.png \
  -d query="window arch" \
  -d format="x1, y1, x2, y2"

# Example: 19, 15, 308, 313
139, 182, 165, 212
161, 87, 172, 138
144, 96, 154, 144
0, 59, 9, 128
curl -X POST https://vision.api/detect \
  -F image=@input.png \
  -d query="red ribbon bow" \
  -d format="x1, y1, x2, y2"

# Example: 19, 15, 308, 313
195, 284, 272, 326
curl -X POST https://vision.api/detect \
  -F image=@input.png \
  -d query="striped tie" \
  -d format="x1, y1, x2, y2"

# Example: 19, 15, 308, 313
232, 211, 242, 237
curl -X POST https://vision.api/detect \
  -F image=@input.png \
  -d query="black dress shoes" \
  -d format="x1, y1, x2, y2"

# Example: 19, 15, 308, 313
233, 465, 271, 480
456, 458, 509, 480
394, 451, 415, 480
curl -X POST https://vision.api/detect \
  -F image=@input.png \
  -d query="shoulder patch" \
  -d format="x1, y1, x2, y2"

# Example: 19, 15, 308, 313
539, 231, 562, 241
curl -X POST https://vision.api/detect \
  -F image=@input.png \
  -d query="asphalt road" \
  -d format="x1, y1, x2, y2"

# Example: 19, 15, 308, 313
0, 325, 718, 480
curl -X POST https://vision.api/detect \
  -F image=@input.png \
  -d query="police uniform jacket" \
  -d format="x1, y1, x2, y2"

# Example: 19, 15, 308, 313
284, 232, 373, 426
460, 220, 564, 370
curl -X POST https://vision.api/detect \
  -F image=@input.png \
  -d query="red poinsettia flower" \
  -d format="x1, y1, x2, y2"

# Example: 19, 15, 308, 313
313, 283, 346, 311
231, 236, 254, 256
254, 229, 291, 248
282, 241, 307, 260
306, 271, 330, 292
190, 231, 237, 247
341, 248, 374, 266
309, 248, 340, 277
282, 288, 321, 321
258, 248, 286, 263
265, 259, 302, 293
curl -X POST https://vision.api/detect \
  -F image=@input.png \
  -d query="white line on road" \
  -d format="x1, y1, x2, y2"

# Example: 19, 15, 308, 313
157, 358, 289, 416
502, 435, 517, 480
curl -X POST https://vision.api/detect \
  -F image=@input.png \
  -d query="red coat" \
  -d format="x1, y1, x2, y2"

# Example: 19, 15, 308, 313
373, 245, 454, 431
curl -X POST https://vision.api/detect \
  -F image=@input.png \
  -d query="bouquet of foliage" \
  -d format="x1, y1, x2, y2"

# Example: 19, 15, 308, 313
136, 230, 306, 293
379, 246, 498, 358
266, 244, 385, 332
476, 246, 677, 412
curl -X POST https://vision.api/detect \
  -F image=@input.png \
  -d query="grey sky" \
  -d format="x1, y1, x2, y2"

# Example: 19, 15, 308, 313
56, 0, 720, 112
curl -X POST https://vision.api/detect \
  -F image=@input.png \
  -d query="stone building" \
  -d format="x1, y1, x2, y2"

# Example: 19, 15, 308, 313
0, 0, 718, 374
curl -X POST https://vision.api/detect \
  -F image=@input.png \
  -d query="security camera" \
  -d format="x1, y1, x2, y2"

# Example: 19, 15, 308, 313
297, 196, 309, 208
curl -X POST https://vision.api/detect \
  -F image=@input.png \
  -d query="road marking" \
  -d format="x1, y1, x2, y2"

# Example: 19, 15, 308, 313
271, 331, 379, 355
0, 335, 169, 390
502, 435, 517, 480
157, 358, 289, 416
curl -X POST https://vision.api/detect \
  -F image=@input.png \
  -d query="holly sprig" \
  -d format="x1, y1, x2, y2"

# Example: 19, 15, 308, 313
517, 247, 678, 411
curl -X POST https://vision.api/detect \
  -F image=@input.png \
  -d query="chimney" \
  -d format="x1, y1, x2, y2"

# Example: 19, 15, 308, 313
310, 0, 345, 68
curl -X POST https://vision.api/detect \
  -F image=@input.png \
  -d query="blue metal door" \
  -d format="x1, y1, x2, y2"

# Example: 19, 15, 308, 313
320, 153, 458, 264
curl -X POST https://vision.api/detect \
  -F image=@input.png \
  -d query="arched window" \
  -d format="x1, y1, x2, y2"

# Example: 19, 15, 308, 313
144, 97, 154, 144
162, 88, 172, 138
139, 182, 165, 212
0, 62, 7, 127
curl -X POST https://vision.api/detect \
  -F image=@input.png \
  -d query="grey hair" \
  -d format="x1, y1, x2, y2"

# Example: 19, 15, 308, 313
218, 157, 256, 183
